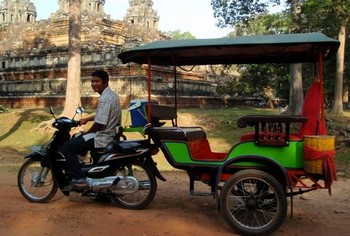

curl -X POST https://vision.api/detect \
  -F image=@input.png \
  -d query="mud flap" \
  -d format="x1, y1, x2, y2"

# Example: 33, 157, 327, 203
146, 158, 166, 181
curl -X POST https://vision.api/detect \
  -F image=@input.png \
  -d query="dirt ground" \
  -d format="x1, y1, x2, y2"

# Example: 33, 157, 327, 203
1, 149, 350, 236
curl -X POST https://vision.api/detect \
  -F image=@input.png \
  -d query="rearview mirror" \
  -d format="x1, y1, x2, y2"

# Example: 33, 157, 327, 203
76, 107, 85, 114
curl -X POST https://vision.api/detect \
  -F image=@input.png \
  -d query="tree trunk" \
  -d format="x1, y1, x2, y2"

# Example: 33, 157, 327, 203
283, 64, 303, 115
343, 84, 348, 104
331, 24, 346, 115
282, 0, 303, 115
61, 0, 82, 118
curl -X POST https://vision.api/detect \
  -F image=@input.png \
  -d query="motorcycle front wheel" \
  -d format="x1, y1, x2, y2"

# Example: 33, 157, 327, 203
111, 160, 157, 210
17, 158, 58, 203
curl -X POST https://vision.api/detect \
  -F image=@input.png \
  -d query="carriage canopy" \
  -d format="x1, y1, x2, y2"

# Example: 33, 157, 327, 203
118, 32, 340, 66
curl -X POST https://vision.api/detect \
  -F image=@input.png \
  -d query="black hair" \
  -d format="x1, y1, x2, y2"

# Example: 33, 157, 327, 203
91, 70, 109, 84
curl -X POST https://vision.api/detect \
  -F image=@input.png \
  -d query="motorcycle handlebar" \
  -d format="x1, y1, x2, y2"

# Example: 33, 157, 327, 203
52, 117, 81, 130
71, 120, 81, 127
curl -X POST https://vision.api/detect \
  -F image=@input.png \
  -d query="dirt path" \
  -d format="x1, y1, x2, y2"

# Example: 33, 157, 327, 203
1, 152, 350, 236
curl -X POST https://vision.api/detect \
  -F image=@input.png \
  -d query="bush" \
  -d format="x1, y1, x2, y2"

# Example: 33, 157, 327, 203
0, 105, 8, 113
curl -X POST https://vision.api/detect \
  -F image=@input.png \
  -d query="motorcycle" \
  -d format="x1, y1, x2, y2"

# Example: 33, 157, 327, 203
17, 107, 165, 210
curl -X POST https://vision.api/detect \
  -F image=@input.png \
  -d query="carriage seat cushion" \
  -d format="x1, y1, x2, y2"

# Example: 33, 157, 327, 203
188, 138, 226, 161
150, 104, 177, 121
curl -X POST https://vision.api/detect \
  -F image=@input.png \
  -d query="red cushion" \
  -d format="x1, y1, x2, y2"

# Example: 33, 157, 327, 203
188, 138, 226, 160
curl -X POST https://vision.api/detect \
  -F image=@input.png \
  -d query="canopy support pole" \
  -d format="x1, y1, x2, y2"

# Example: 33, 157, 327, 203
174, 66, 178, 126
319, 51, 326, 134
147, 56, 152, 123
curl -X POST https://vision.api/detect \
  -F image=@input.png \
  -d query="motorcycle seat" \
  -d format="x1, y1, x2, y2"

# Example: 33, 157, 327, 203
101, 139, 149, 154
90, 139, 149, 163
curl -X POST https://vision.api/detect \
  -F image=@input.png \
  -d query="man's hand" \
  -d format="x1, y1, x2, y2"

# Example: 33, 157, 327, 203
79, 117, 89, 125
79, 115, 95, 125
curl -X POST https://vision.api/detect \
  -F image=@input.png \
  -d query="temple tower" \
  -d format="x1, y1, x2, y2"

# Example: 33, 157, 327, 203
57, 0, 106, 15
0, 0, 36, 25
124, 0, 159, 29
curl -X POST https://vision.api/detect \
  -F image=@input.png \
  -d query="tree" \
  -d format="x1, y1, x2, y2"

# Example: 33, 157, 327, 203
212, 0, 345, 115
301, 0, 350, 114
332, 23, 347, 114
230, 12, 291, 36
330, 0, 350, 114
61, 0, 82, 117
211, 0, 281, 29
227, 12, 292, 100
211, 0, 304, 112
164, 30, 196, 40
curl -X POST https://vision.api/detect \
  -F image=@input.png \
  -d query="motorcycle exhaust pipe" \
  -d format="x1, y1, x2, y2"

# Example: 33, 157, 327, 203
86, 176, 139, 194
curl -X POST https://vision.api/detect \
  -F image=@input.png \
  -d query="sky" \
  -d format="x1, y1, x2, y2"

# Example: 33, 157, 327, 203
30, 0, 233, 39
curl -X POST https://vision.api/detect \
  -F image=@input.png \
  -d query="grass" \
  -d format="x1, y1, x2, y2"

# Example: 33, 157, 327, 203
0, 109, 53, 152
1, 107, 349, 176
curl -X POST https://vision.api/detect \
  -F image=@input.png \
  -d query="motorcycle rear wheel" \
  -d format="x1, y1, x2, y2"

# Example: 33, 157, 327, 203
17, 158, 58, 203
111, 160, 157, 210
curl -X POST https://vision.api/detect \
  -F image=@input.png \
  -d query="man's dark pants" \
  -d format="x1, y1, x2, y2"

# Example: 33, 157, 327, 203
60, 136, 94, 180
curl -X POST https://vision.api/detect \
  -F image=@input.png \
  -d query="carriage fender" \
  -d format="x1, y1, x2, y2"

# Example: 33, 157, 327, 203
214, 155, 292, 192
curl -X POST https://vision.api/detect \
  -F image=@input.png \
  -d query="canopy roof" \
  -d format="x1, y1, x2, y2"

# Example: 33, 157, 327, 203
118, 33, 340, 66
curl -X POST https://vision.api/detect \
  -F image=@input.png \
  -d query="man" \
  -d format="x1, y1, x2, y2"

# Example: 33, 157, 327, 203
61, 70, 121, 191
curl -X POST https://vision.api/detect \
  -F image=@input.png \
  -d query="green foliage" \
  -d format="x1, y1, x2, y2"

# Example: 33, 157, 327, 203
164, 30, 196, 40
0, 105, 8, 113
215, 63, 291, 99
211, 0, 281, 28
298, 0, 350, 103
216, 75, 249, 96
211, 0, 349, 106
211, 5, 293, 99
301, 0, 350, 32
240, 64, 290, 99
232, 12, 291, 36
297, 0, 350, 40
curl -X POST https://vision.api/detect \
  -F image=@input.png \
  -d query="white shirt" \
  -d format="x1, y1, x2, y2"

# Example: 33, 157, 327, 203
83, 87, 121, 148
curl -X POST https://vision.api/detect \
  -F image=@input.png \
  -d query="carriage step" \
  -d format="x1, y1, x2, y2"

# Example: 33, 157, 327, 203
189, 191, 214, 196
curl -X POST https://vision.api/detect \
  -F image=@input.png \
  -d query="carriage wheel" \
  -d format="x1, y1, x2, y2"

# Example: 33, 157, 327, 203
220, 169, 287, 236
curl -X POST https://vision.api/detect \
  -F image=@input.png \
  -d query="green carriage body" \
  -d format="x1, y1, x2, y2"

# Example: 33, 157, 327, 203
161, 139, 304, 169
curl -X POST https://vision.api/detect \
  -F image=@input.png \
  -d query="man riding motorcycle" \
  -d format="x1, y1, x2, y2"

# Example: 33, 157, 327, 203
60, 70, 121, 191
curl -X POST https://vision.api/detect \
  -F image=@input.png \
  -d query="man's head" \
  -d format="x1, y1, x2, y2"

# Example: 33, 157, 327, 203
91, 70, 109, 94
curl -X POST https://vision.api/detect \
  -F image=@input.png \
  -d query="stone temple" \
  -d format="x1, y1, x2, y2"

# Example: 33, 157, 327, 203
0, 0, 215, 108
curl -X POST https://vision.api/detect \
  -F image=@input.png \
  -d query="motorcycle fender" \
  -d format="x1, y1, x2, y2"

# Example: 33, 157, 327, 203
146, 158, 166, 181
25, 152, 49, 167
25, 152, 44, 159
